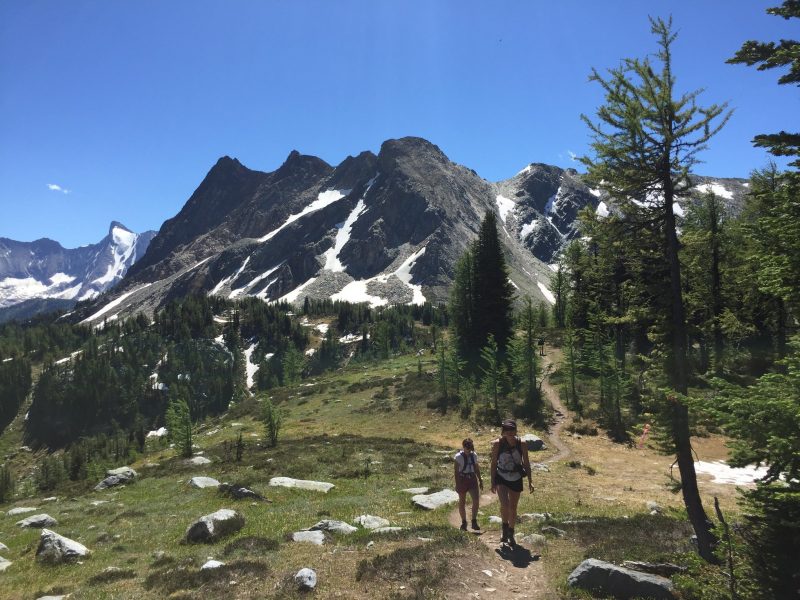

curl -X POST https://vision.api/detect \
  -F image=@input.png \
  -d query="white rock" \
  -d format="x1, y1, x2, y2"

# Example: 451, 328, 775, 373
185, 509, 245, 543
36, 529, 90, 564
292, 530, 325, 545
411, 489, 459, 510
17, 513, 57, 528
107, 466, 137, 479
90, 500, 108, 507
6, 506, 37, 516
269, 477, 334, 493
190, 476, 221, 489
0, 557, 11, 572
373, 527, 405, 533
400, 487, 429, 494
488, 516, 503, 524
482, 569, 493, 577
295, 567, 317, 590
201, 559, 225, 570
0, 542, 8, 551
354, 515, 390, 529
41, 497, 58, 503
310, 520, 357, 535
186, 456, 212, 466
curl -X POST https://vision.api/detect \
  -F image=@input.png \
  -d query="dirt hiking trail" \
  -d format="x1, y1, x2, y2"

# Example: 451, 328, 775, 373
444, 352, 569, 599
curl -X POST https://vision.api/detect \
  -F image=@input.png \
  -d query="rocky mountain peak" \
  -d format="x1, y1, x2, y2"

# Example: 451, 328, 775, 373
273, 150, 332, 183
377, 137, 449, 176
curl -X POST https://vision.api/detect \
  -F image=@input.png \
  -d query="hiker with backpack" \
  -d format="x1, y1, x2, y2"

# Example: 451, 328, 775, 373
454, 438, 483, 531
490, 419, 534, 547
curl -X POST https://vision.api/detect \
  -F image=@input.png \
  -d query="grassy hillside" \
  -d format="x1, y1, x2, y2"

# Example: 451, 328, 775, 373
0, 345, 748, 599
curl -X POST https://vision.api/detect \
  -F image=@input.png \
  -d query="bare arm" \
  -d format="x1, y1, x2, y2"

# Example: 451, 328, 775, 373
490, 440, 499, 493
522, 444, 534, 492
474, 457, 483, 488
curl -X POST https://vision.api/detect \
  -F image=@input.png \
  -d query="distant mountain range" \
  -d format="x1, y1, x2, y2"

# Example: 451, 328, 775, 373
1, 137, 749, 325
0, 223, 155, 322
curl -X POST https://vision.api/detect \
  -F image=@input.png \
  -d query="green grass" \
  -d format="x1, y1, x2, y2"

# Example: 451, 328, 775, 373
0, 348, 731, 598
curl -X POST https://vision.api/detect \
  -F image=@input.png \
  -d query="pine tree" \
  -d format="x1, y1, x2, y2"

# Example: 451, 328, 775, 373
728, 1, 800, 167
511, 296, 541, 419
165, 392, 193, 458
262, 397, 284, 447
581, 17, 731, 562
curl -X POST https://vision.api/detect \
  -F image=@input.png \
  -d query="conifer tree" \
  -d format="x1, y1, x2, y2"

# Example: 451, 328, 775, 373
728, 1, 800, 167
581, 16, 731, 562
165, 392, 193, 458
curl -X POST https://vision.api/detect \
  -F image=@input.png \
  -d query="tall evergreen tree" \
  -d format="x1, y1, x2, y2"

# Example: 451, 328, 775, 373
728, 1, 800, 167
580, 17, 731, 562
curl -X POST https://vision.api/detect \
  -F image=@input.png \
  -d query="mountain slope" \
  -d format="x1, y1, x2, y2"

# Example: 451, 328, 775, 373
74, 137, 749, 325
0, 222, 156, 321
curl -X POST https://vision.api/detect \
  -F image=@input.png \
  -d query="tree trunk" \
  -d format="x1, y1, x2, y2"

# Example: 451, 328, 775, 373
664, 186, 719, 563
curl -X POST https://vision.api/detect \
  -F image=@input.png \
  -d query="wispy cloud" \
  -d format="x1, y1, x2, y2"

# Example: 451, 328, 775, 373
47, 183, 70, 194
567, 150, 578, 162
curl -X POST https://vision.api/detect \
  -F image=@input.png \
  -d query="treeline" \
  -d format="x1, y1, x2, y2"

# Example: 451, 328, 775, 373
0, 357, 32, 431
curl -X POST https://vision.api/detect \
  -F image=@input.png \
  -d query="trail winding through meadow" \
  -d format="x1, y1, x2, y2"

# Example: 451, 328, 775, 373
443, 351, 569, 599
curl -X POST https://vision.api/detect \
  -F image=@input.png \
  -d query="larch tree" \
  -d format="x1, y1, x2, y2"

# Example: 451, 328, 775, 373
580, 16, 731, 562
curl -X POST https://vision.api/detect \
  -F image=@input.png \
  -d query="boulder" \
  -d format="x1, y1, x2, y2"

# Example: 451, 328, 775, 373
185, 509, 245, 543
36, 529, 90, 564
0, 556, 11, 572
0, 541, 8, 551
621, 561, 687, 577
541, 526, 567, 538
201, 559, 225, 570
311, 519, 357, 535
6, 506, 37, 516
185, 456, 212, 466
107, 466, 137, 479
567, 558, 675, 600
190, 476, 221, 489
292, 530, 325, 545
269, 477, 334, 493
37, 596, 66, 600
489, 516, 503, 524
95, 466, 138, 491
17, 513, 57, 528
400, 487, 429, 494
219, 483, 265, 500
354, 515, 390, 529
373, 527, 405, 533
519, 533, 548, 549
647, 501, 663, 514
520, 434, 545, 451
295, 567, 317, 590
411, 489, 459, 510
519, 512, 550, 522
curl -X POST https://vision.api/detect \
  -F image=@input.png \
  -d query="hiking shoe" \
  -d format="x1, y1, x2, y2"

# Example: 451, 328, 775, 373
501, 522, 509, 543
460, 521, 467, 531
471, 519, 480, 531
508, 528, 516, 547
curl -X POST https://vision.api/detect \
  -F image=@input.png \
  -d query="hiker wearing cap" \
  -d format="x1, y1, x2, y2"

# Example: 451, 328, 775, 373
454, 438, 483, 531
490, 419, 534, 546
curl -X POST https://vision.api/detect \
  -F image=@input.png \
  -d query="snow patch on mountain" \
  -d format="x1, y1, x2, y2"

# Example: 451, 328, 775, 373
520, 219, 539, 240
496, 195, 515, 223
210, 256, 251, 296
81, 283, 152, 323
332, 246, 427, 308
323, 199, 367, 272
596, 201, 610, 218
244, 342, 259, 391
695, 182, 733, 200
94, 225, 139, 285
537, 281, 556, 305
258, 189, 350, 243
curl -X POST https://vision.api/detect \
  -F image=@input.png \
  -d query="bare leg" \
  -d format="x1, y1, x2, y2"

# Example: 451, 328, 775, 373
458, 491, 467, 522
507, 489, 522, 524
469, 485, 480, 520
497, 485, 510, 522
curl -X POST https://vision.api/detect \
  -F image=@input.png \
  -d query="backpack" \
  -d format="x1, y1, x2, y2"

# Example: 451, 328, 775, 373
498, 437, 528, 476
457, 450, 476, 476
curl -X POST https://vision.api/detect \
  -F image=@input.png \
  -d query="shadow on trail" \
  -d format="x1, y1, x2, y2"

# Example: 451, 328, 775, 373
494, 544, 540, 568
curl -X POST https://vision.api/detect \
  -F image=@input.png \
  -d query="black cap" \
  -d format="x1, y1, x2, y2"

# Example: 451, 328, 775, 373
501, 419, 517, 430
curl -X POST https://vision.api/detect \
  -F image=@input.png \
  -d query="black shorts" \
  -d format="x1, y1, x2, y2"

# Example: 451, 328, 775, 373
495, 473, 523, 493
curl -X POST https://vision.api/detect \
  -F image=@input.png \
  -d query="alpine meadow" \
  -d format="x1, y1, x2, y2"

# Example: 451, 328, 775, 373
0, 2, 798, 599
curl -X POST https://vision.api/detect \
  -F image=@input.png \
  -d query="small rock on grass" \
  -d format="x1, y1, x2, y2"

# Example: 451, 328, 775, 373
36, 529, 90, 564
295, 567, 317, 590
201, 559, 225, 570
0, 557, 12, 572
354, 515, 390, 529
17, 514, 57, 528
541, 526, 566, 538
411, 489, 459, 510
185, 509, 244, 544
6, 506, 37, 516
292, 531, 325, 545
310, 520, 357, 535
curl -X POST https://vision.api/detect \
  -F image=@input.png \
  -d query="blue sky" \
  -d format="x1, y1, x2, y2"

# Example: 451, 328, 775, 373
1, 1, 796, 247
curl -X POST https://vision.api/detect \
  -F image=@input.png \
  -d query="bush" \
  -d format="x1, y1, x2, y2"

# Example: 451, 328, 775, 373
0, 464, 14, 502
